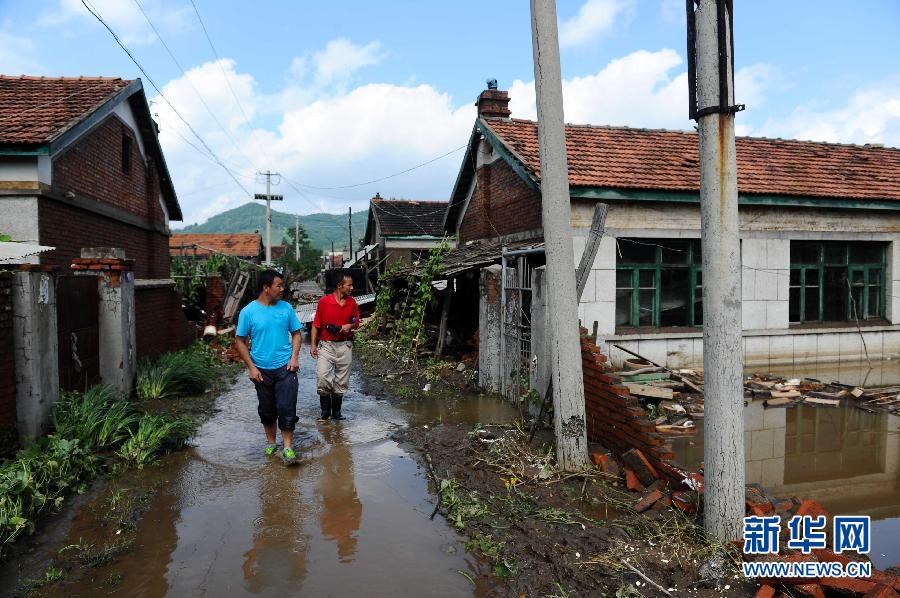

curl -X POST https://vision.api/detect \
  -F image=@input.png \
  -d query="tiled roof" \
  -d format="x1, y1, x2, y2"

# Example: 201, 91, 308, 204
482, 118, 900, 202
0, 76, 133, 145
371, 199, 448, 236
169, 233, 263, 258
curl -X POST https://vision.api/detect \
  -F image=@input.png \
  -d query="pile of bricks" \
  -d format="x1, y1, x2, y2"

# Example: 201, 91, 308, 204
581, 330, 679, 474
70, 256, 134, 274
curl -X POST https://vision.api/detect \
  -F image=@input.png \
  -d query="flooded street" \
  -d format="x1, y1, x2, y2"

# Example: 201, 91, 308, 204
673, 400, 900, 569
29, 353, 517, 596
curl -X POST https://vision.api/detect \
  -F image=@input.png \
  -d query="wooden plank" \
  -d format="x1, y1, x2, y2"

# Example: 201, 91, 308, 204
656, 424, 698, 435
575, 203, 609, 302
851, 387, 865, 398
764, 397, 796, 408
810, 390, 849, 400
626, 384, 674, 399
769, 390, 801, 399
802, 397, 840, 408
620, 372, 671, 383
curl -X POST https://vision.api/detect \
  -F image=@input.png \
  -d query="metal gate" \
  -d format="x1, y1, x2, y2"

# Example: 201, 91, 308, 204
56, 275, 100, 392
500, 252, 536, 405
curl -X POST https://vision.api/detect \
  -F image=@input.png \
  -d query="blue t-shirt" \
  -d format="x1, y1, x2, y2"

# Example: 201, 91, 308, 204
236, 300, 302, 369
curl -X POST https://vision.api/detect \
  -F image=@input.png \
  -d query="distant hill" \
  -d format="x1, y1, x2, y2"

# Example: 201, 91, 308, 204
175, 203, 368, 252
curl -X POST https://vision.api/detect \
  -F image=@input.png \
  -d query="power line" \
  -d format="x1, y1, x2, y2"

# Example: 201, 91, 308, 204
80, 0, 250, 197
188, 0, 252, 125
131, 0, 255, 170
290, 144, 467, 190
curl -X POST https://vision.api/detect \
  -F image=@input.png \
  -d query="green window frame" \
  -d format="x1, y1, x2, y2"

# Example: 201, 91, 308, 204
615, 239, 703, 328
789, 241, 886, 324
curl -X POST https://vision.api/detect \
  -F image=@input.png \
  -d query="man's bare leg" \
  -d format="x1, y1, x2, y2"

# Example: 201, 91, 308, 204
264, 424, 277, 444
281, 429, 293, 450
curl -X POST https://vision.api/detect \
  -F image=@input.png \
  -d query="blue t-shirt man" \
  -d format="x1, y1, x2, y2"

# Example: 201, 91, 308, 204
236, 299, 302, 369
234, 270, 303, 465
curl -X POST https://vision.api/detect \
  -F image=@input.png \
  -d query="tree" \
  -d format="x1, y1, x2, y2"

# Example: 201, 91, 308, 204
278, 225, 322, 280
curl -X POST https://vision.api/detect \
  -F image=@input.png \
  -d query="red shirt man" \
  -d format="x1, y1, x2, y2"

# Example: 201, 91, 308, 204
310, 275, 360, 421
312, 293, 360, 342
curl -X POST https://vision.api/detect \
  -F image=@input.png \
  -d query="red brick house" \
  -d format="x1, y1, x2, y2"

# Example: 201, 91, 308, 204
0, 75, 194, 366
363, 194, 449, 273
169, 232, 265, 263
445, 84, 900, 373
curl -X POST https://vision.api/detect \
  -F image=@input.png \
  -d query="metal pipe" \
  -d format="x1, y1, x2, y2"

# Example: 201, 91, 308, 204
501, 247, 546, 258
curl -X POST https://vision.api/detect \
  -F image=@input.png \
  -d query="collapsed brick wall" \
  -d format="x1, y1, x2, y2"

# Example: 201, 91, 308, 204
0, 273, 16, 429
580, 331, 682, 479
458, 157, 543, 243
135, 285, 195, 360
38, 198, 170, 280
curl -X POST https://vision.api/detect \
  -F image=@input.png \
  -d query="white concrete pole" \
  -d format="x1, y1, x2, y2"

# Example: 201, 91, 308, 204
295, 214, 300, 260
693, 0, 745, 541
265, 171, 272, 265
529, 0, 588, 471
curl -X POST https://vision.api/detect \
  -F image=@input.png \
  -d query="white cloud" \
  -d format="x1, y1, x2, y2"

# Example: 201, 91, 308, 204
39, 0, 192, 47
559, 0, 635, 48
735, 64, 778, 110
508, 50, 774, 132
757, 79, 900, 147
660, 0, 685, 24
311, 39, 386, 86
153, 50, 472, 226
0, 28, 44, 75
509, 49, 690, 129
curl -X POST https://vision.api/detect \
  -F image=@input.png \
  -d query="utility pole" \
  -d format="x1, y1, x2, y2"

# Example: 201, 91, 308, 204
295, 214, 300, 260
254, 171, 283, 265
331, 240, 335, 270
687, 0, 745, 541
348, 207, 353, 262
529, 0, 588, 471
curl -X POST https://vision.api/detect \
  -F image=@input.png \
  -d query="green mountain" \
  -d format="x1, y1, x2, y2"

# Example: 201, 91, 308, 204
175, 203, 368, 252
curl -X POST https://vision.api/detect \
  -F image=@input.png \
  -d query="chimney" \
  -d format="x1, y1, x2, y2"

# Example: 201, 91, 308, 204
475, 78, 511, 119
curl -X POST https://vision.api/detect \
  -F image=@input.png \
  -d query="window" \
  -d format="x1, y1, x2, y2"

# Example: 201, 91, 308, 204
615, 238, 702, 328
121, 134, 132, 172
789, 241, 886, 324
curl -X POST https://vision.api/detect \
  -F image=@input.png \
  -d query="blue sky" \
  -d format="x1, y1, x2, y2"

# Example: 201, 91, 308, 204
2, 0, 899, 226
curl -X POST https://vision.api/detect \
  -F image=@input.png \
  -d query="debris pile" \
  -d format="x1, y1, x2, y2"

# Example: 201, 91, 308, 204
590, 446, 900, 597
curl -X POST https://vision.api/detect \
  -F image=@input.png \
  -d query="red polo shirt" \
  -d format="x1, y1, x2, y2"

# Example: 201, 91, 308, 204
313, 293, 360, 341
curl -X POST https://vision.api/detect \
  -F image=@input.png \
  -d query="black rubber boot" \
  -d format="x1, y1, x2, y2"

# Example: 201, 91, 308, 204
330, 394, 345, 420
317, 394, 331, 421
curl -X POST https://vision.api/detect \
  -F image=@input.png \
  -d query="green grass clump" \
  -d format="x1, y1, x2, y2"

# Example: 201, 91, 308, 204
117, 414, 195, 468
53, 386, 140, 450
136, 345, 217, 400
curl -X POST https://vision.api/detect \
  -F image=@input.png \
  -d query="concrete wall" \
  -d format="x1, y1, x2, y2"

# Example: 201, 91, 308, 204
569, 199, 900, 371
478, 265, 502, 392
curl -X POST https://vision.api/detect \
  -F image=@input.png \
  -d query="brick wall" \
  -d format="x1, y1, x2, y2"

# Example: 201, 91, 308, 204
581, 331, 684, 481
52, 115, 165, 224
205, 275, 224, 324
38, 197, 169, 279
135, 284, 196, 359
458, 158, 543, 243
0, 272, 15, 429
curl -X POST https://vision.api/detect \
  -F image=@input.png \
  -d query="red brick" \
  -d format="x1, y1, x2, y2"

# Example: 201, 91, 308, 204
755, 585, 776, 598
795, 500, 828, 519
621, 449, 659, 486
793, 584, 825, 598
625, 469, 644, 492
633, 489, 664, 512
820, 577, 876, 594
866, 585, 900, 598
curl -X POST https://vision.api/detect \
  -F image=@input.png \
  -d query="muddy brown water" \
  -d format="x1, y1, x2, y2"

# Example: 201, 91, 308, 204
6, 355, 518, 596
672, 360, 900, 570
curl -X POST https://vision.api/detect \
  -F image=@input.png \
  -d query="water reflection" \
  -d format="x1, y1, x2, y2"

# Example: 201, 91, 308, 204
242, 462, 309, 591
672, 403, 900, 567
316, 424, 362, 563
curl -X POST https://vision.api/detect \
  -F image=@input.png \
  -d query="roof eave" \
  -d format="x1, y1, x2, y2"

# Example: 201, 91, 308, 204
571, 187, 900, 210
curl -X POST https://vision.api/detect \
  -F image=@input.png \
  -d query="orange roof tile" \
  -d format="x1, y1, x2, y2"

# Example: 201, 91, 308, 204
0, 76, 133, 145
482, 118, 900, 202
169, 233, 263, 258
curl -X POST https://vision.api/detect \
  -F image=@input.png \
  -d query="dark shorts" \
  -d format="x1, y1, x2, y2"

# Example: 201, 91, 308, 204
252, 365, 299, 431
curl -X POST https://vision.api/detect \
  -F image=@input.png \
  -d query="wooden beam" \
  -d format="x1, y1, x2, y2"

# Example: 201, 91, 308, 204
575, 203, 608, 302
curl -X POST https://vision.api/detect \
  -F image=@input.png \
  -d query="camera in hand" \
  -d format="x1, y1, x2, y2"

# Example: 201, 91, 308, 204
325, 323, 341, 334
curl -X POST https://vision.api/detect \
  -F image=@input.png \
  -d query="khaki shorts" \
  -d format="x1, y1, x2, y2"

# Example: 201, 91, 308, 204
316, 341, 353, 396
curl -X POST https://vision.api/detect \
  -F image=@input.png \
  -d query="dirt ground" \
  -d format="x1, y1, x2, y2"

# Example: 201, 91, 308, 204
356, 340, 755, 597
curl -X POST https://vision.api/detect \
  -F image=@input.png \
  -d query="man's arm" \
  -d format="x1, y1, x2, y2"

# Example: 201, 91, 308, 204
234, 336, 263, 381
287, 330, 302, 371
310, 325, 319, 358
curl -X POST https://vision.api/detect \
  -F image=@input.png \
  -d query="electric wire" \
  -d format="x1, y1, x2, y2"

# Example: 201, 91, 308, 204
188, 0, 253, 125
132, 0, 255, 169
80, 0, 250, 196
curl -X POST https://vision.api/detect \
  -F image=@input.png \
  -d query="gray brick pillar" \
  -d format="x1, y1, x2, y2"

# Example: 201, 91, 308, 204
12, 266, 59, 439
478, 265, 502, 393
